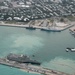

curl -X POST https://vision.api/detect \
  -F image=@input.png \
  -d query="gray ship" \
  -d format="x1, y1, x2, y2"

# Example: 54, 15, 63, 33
6, 53, 41, 65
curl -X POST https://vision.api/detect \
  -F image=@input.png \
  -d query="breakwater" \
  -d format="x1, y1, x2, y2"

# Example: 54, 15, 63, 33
0, 58, 70, 75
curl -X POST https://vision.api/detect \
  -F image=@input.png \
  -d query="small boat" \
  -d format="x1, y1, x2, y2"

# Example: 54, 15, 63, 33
66, 48, 75, 52
26, 26, 36, 30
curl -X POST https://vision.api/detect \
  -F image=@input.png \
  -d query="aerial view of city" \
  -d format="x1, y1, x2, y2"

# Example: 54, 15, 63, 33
0, 0, 75, 75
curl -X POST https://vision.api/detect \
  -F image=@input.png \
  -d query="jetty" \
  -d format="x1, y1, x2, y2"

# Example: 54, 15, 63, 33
0, 57, 70, 75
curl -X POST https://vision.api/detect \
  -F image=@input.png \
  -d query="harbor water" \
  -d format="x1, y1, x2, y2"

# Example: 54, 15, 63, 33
0, 26, 75, 75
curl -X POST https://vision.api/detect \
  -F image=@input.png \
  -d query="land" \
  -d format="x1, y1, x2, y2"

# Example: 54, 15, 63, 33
0, 19, 75, 32
0, 0, 75, 31
0, 58, 70, 75
0, 0, 75, 74
0, 0, 75, 21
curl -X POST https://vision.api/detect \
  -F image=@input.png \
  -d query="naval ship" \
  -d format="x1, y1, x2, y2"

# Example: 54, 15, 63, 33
6, 53, 41, 65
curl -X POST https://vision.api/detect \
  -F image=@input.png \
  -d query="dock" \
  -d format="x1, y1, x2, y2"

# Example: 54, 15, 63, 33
0, 58, 70, 75
69, 26, 75, 36
69, 26, 75, 32
0, 21, 74, 32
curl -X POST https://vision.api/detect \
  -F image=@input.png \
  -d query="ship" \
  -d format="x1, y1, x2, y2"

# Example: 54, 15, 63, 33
41, 28, 61, 32
6, 53, 41, 65
66, 48, 75, 52
25, 23, 36, 30
26, 26, 36, 30
41, 28, 51, 32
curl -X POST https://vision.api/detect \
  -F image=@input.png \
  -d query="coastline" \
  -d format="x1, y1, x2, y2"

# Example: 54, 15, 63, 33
0, 21, 74, 32
0, 58, 70, 75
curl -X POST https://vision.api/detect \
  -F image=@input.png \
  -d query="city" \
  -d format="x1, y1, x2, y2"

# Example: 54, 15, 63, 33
0, 0, 75, 75
0, 0, 75, 21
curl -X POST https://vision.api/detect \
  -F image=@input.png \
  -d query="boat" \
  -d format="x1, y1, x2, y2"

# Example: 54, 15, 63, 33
6, 53, 41, 65
41, 28, 61, 32
41, 27, 53, 32
41, 28, 51, 32
66, 48, 75, 52
26, 26, 36, 30
26, 27, 36, 30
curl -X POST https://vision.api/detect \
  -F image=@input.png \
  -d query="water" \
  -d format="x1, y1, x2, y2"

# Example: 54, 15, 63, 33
0, 26, 75, 75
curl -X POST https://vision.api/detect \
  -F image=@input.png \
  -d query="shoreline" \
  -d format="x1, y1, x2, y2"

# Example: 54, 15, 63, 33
69, 26, 75, 37
0, 58, 70, 75
0, 21, 75, 32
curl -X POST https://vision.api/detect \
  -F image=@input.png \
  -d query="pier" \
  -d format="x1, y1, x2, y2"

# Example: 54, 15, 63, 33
0, 58, 70, 75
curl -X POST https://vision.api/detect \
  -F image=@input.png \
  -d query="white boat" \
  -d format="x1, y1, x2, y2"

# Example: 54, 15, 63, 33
66, 48, 75, 52
71, 48, 75, 51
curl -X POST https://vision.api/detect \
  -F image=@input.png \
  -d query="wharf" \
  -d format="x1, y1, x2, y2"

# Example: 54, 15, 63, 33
0, 21, 74, 32
69, 26, 75, 36
0, 58, 70, 75
69, 26, 75, 32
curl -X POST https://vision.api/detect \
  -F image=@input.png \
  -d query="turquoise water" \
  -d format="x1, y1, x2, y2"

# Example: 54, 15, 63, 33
0, 26, 75, 75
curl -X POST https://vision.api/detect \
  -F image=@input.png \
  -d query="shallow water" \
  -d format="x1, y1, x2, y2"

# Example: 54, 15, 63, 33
0, 26, 75, 74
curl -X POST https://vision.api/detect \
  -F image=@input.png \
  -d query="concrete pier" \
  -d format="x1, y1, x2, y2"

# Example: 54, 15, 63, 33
0, 58, 70, 75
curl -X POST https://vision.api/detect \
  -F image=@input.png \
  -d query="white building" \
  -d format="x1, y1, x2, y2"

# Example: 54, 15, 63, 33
50, 0, 62, 3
